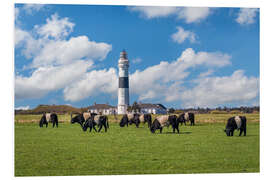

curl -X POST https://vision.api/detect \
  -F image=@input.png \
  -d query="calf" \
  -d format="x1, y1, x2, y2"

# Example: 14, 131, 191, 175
128, 113, 141, 128
224, 116, 247, 136
150, 115, 179, 133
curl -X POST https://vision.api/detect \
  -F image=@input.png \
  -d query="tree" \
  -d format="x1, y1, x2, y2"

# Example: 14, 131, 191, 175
168, 108, 175, 113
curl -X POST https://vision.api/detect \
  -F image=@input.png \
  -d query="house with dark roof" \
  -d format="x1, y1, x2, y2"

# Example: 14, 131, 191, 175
138, 103, 167, 114
87, 103, 117, 115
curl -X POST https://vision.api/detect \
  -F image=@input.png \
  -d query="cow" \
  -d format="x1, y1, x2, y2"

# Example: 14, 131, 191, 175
119, 113, 140, 128
128, 113, 141, 128
139, 114, 152, 128
39, 113, 48, 128
178, 112, 195, 126
224, 116, 247, 136
46, 113, 51, 123
50, 113, 58, 128
119, 114, 129, 127
83, 114, 109, 132
150, 115, 179, 134
71, 112, 97, 127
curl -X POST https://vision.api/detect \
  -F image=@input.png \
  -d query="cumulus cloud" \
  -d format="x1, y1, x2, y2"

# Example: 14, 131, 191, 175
180, 70, 259, 108
236, 8, 258, 25
15, 60, 93, 99
130, 48, 231, 102
22, 4, 45, 15
15, 13, 113, 101
128, 6, 211, 23
34, 13, 74, 39
31, 36, 112, 67
178, 7, 211, 23
63, 68, 118, 102
171, 26, 197, 44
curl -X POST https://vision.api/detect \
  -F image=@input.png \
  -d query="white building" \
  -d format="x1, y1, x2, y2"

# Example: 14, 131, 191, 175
88, 103, 117, 115
139, 103, 167, 114
118, 50, 129, 114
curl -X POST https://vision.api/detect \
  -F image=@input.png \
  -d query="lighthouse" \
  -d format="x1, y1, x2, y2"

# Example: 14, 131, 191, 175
118, 50, 129, 114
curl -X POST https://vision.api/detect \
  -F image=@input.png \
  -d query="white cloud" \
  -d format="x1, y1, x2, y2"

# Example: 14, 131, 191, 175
15, 60, 93, 99
34, 13, 74, 40
132, 57, 142, 64
171, 26, 197, 44
128, 6, 211, 23
15, 13, 113, 101
22, 4, 45, 14
178, 7, 211, 23
236, 8, 258, 25
15, 105, 30, 110
63, 68, 118, 102
31, 36, 112, 67
130, 48, 231, 102
180, 70, 259, 108
198, 69, 214, 78
128, 6, 179, 19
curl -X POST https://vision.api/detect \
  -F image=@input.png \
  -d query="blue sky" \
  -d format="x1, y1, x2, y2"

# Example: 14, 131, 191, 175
14, 4, 259, 110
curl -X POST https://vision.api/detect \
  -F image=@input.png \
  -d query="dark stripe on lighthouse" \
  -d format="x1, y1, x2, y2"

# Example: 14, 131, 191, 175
119, 77, 129, 88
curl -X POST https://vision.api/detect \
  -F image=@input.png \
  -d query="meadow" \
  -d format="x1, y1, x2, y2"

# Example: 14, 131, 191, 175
14, 113, 260, 176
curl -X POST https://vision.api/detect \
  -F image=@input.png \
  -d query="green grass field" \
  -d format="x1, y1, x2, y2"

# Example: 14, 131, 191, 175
14, 114, 260, 176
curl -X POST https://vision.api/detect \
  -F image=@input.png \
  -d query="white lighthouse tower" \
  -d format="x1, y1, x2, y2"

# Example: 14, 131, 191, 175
118, 50, 129, 114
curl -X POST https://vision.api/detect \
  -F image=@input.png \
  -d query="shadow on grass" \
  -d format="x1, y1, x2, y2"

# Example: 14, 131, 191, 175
153, 131, 192, 135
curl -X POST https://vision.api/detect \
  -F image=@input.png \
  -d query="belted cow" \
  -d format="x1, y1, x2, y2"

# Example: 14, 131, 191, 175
224, 116, 247, 136
119, 113, 140, 128
178, 112, 195, 126
39, 113, 48, 128
83, 114, 109, 133
139, 114, 152, 128
71, 112, 97, 127
150, 115, 179, 133
50, 113, 58, 128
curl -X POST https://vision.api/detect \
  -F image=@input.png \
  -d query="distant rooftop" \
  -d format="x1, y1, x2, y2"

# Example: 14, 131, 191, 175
87, 103, 116, 110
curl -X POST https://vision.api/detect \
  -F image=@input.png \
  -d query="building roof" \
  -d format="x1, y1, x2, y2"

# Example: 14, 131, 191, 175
87, 104, 116, 110
138, 103, 167, 110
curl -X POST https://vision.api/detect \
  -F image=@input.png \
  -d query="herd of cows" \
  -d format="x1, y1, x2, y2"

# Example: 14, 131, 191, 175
39, 112, 247, 136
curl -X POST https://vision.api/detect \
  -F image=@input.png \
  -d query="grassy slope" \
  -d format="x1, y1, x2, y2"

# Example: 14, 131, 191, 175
15, 119, 259, 176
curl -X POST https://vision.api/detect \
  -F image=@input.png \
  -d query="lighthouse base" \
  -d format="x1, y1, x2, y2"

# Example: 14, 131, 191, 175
118, 104, 128, 115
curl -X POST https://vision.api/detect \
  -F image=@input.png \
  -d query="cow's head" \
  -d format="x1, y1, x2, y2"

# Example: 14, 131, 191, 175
224, 128, 232, 136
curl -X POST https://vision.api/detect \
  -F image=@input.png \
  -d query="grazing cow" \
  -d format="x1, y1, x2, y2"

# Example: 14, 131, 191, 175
50, 113, 58, 128
128, 113, 141, 128
83, 115, 109, 132
71, 112, 97, 127
119, 114, 129, 127
70, 113, 85, 127
224, 116, 247, 136
139, 114, 152, 128
46, 113, 51, 123
39, 113, 48, 128
150, 115, 179, 134
178, 112, 195, 126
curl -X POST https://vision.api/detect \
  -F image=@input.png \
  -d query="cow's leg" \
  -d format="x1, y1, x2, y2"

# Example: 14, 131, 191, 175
231, 130, 234, 136
46, 122, 48, 128
184, 121, 186, 126
239, 129, 243, 136
104, 124, 107, 132
53, 121, 55, 128
56, 121, 58, 128
93, 125, 97, 132
160, 127, 163, 134
244, 128, 246, 136
98, 124, 102, 132
176, 126, 179, 134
